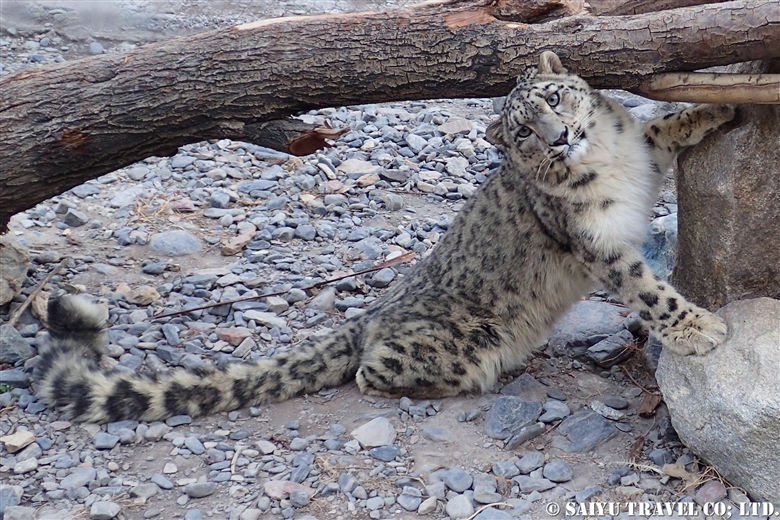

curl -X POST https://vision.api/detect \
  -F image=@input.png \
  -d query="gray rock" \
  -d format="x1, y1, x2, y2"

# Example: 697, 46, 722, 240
586, 329, 635, 368
539, 400, 570, 423
0, 325, 34, 364
151, 474, 174, 490
183, 510, 203, 520
184, 482, 216, 498
441, 467, 473, 492
473, 508, 513, 520
657, 298, 780, 505
337, 473, 359, 493
648, 449, 674, 466
485, 396, 542, 440
492, 460, 519, 478
289, 437, 309, 451
369, 444, 400, 461
549, 300, 627, 355
421, 426, 455, 442
64, 208, 89, 227
294, 225, 317, 241
551, 411, 618, 453
676, 72, 779, 308
93, 432, 120, 450
368, 268, 395, 288
208, 191, 231, 208
89, 41, 104, 55
542, 459, 573, 482
0, 485, 21, 515
397, 486, 422, 511
89, 501, 121, 519
445, 494, 474, 519
504, 422, 546, 449
511, 475, 555, 493
126, 166, 149, 181
641, 213, 678, 281
0, 235, 29, 306
184, 436, 205, 454
515, 451, 545, 474
62, 467, 97, 489
149, 230, 201, 256
289, 488, 311, 507
574, 485, 601, 502
350, 417, 396, 447
500, 373, 548, 401
0, 368, 29, 388
3, 506, 35, 520
71, 184, 101, 198
365, 496, 385, 510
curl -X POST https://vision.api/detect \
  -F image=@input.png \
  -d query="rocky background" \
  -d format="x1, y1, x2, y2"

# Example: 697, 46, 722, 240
1, 2, 778, 520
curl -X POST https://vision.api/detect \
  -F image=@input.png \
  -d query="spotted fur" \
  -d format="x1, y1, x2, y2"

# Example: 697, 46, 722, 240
35, 52, 734, 423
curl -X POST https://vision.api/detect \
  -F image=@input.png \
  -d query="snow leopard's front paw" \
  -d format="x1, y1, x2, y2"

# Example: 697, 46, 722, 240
660, 308, 727, 356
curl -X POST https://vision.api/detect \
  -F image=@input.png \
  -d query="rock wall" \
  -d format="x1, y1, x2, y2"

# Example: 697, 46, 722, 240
674, 60, 780, 310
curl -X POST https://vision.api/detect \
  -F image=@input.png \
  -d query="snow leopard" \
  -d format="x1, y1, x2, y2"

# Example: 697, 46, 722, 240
35, 51, 734, 423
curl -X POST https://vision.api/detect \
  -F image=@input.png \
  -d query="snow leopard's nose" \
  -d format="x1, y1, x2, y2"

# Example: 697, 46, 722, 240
551, 127, 569, 146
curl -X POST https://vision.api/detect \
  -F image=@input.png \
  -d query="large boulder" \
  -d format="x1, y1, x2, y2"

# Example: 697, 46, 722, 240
675, 59, 780, 310
0, 234, 29, 306
656, 298, 780, 505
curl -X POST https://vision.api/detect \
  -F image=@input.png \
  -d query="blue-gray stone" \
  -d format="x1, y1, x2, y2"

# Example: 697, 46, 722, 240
170, 155, 196, 169
368, 268, 395, 288
184, 482, 216, 498
71, 184, 101, 198
511, 475, 555, 493
0, 368, 29, 388
347, 227, 372, 241
397, 486, 423, 511
208, 191, 231, 209
474, 508, 513, 520
88, 41, 104, 54
151, 474, 174, 490
649, 449, 674, 466
294, 225, 317, 241
515, 451, 545, 474
184, 436, 205, 455
441, 467, 472, 492
93, 432, 120, 450
552, 411, 619, 453
0, 325, 34, 364
485, 396, 542, 440
369, 445, 401, 462
142, 261, 168, 275
166, 415, 192, 427
542, 459, 573, 482
149, 231, 201, 256
290, 464, 310, 483
237, 180, 277, 193
642, 213, 677, 281
586, 329, 635, 368
162, 323, 181, 346
539, 400, 570, 423
64, 208, 89, 227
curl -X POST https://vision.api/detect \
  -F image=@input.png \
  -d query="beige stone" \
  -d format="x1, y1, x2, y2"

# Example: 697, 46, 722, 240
0, 234, 29, 306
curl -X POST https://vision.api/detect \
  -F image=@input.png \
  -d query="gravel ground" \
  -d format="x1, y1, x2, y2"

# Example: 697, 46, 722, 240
0, 2, 753, 520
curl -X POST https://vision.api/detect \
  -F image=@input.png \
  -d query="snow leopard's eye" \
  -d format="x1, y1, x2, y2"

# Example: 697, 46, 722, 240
516, 125, 532, 138
547, 92, 560, 107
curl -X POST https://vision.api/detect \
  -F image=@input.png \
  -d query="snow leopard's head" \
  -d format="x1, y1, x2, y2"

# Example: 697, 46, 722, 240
487, 51, 595, 178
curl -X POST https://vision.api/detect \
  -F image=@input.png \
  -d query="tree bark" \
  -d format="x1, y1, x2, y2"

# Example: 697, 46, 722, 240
1, 0, 779, 230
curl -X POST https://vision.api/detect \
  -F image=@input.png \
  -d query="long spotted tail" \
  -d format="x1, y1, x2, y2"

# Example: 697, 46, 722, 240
34, 294, 363, 423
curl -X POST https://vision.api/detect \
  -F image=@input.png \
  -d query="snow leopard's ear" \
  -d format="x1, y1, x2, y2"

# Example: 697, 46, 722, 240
486, 118, 509, 150
538, 51, 567, 75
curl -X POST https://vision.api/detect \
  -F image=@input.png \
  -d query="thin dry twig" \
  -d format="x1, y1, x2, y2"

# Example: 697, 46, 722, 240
152, 252, 416, 320
621, 365, 656, 395
465, 503, 514, 520
7, 257, 69, 327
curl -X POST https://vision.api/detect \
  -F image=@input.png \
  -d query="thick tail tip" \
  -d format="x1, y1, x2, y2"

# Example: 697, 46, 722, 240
47, 294, 107, 341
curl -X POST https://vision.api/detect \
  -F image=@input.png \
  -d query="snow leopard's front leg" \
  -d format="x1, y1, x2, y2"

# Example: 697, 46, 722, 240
578, 246, 727, 355
644, 104, 736, 174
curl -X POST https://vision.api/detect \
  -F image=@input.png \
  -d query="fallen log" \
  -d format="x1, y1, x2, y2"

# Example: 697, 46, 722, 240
1, 0, 779, 230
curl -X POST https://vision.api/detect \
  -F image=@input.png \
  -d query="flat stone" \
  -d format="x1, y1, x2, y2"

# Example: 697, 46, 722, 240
539, 400, 570, 423
0, 430, 35, 453
184, 482, 216, 498
369, 444, 400, 462
542, 459, 573, 482
421, 426, 455, 443
586, 329, 635, 368
61, 467, 97, 489
500, 373, 548, 401
551, 411, 619, 453
548, 301, 627, 355
485, 396, 542, 440
149, 231, 201, 256
473, 508, 513, 520
440, 467, 473, 492
89, 501, 121, 519
242, 310, 286, 329
657, 298, 780, 504
263, 480, 314, 500
0, 368, 29, 388
93, 432, 120, 450
351, 417, 396, 448
438, 118, 473, 135
515, 451, 545, 474
445, 494, 474, 519
3, 506, 35, 520
512, 475, 555, 493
